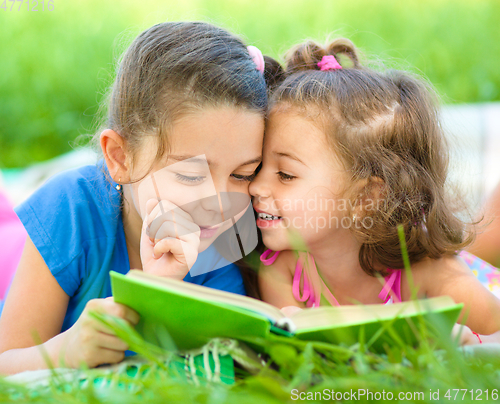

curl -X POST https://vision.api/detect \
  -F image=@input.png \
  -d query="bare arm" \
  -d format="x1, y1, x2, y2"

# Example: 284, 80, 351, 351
469, 182, 500, 266
258, 250, 305, 310
0, 236, 69, 373
416, 255, 500, 342
0, 236, 138, 375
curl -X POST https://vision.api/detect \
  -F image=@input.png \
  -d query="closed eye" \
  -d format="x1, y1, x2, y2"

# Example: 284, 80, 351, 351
277, 171, 296, 182
175, 173, 206, 184
231, 173, 256, 182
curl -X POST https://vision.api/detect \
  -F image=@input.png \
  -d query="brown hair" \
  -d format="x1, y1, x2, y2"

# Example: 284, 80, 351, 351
93, 22, 270, 179
266, 38, 474, 276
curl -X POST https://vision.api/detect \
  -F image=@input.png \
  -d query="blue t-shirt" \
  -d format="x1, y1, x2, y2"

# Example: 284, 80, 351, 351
7, 162, 245, 332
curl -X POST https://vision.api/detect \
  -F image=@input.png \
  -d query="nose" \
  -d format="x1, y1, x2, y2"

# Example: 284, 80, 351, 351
249, 170, 271, 199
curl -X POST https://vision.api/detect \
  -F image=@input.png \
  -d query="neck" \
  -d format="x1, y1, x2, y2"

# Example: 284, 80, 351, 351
306, 229, 365, 284
121, 185, 143, 270
306, 229, 389, 304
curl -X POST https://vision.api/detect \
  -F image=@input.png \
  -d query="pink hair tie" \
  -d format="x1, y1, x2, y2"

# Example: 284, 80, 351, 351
247, 45, 265, 74
317, 55, 342, 71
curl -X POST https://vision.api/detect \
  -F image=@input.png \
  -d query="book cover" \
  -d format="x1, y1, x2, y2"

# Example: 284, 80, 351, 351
110, 271, 463, 353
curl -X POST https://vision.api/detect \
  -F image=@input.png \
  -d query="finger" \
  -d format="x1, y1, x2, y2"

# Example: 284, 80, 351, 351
95, 331, 129, 352
102, 300, 140, 325
145, 199, 179, 232
152, 237, 197, 260
145, 200, 170, 230
146, 199, 194, 231
153, 237, 199, 270
153, 237, 183, 259
149, 215, 178, 241
148, 209, 199, 241
150, 218, 200, 242
92, 347, 126, 366
153, 231, 201, 256
141, 216, 155, 258
177, 231, 201, 251
85, 314, 138, 336
145, 198, 160, 217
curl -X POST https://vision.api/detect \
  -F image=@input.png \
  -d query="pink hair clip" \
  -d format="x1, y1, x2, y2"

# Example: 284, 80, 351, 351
247, 45, 265, 74
317, 55, 342, 71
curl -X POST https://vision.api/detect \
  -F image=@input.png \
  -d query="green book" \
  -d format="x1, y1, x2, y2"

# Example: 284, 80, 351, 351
110, 270, 463, 353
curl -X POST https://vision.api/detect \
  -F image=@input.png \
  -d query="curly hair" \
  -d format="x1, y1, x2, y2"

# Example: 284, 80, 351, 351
265, 38, 474, 276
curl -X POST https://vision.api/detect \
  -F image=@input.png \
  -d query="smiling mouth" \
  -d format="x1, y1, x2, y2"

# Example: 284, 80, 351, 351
257, 212, 282, 221
199, 224, 221, 230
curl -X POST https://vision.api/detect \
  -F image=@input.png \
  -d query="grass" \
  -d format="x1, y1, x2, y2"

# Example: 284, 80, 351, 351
0, 0, 499, 167
3, 225, 500, 403
3, 313, 500, 403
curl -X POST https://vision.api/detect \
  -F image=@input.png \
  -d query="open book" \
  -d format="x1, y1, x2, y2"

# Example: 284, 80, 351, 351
110, 270, 463, 353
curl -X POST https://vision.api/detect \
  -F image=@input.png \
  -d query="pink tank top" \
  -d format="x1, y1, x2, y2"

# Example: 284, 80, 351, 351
260, 249, 402, 307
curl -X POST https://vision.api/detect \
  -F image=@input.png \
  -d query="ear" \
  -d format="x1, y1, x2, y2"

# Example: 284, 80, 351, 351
100, 129, 131, 183
352, 176, 386, 218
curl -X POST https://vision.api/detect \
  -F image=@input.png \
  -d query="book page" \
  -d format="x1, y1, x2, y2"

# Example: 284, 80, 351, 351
289, 296, 458, 330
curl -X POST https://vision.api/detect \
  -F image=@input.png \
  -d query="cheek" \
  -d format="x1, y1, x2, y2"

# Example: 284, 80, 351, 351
231, 180, 251, 194
275, 188, 307, 218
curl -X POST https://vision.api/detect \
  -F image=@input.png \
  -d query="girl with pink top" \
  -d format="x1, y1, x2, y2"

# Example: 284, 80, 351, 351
250, 38, 500, 345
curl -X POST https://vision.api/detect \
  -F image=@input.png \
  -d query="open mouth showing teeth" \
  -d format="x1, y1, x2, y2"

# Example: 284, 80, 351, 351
258, 212, 282, 221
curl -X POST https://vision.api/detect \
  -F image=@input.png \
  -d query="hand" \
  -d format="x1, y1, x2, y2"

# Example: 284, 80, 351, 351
58, 297, 139, 368
141, 198, 200, 280
452, 323, 482, 346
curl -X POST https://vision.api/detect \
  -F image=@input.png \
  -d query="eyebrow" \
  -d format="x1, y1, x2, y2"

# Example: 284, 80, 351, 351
274, 152, 308, 167
168, 155, 262, 167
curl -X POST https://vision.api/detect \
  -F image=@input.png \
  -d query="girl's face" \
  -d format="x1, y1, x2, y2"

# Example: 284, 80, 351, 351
127, 107, 264, 253
249, 107, 351, 252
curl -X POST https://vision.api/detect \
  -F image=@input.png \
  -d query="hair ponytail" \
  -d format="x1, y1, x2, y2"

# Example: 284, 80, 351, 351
325, 38, 361, 68
285, 40, 325, 73
284, 38, 361, 74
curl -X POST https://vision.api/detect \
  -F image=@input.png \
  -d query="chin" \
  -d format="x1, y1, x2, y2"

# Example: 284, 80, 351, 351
261, 232, 291, 252
198, 238, 212, 253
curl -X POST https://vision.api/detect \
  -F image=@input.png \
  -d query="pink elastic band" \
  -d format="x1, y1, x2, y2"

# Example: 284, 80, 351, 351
293, 256, 310, 303
378, 269, 402, 303
317, 55, 342, 71
247, 45, 265, 74
472, 331, 483, 344
293, 253, 339, 308
260, 249, 280, 265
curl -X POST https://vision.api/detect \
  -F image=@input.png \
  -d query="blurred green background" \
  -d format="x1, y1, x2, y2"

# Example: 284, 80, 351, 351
1, 0, 499, 168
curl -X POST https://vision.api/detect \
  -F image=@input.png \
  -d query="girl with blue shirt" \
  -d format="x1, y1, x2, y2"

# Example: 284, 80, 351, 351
0, 22, 269, 374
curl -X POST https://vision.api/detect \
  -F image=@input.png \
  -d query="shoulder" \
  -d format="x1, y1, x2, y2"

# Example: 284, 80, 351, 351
14, 162, 122, 273
24, 162, 117, 207
409, 254, 474, 297
258, 250, 304, 308
15, 162, 120, 229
